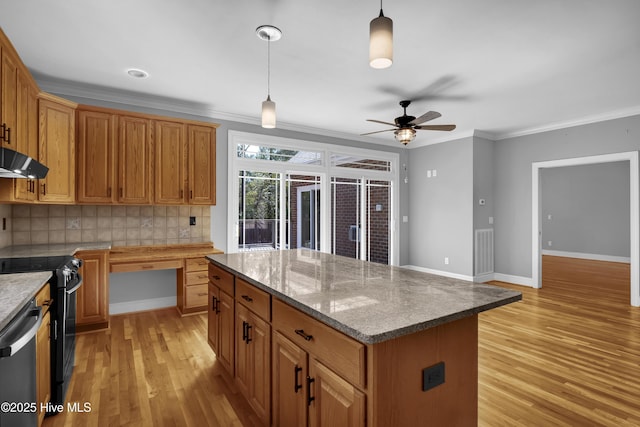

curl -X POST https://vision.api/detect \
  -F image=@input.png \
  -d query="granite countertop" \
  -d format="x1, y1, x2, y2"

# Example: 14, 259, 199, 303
207, 249, 522, 344
0, 271, 52, 331
0, 242, 112, 258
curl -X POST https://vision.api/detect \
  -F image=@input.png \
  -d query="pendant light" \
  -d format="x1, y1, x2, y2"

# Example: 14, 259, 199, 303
369, 0, 393, 69
256, 25, 282, 128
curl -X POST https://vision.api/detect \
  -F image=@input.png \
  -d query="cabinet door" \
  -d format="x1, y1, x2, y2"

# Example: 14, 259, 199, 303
218, 290, 235, 374
248, 311, 271, 424
36, 310, 50, 426
155, 121, 186, 204
208, 283, 220, 354
309, 359, 365, 427
235, 302, 251, 398
38, 97, 76, 203
118, 115, 152, 204
1, 48, 17, 149
273, 331, 308, 427
76, 250, 109, 328
13, 78, 37, 201
187, 124, 216, 205
77, 110, 116, 203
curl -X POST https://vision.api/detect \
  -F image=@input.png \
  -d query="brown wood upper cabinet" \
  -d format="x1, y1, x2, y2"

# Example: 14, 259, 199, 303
76, 105, 217, 205
0, 29, 42, 202
38, 94, 76, 204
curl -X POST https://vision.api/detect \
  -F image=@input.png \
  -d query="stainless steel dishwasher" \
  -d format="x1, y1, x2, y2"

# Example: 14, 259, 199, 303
0, 298, 42, 427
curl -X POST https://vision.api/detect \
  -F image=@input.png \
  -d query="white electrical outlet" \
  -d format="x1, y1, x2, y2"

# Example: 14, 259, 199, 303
432, 169, 437, 177
547, 214, 552, 220
402, 216, 408, 223
444, 257, 449, 265
548, 241, 553, 247
427, 170, 432, 178
489, 216, 494, 225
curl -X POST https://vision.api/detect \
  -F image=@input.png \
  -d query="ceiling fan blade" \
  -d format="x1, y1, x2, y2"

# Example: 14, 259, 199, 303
415, 124, 457, 131
360, 129, 397, 136
366, 119, 397, 126
409, 111, 441, 125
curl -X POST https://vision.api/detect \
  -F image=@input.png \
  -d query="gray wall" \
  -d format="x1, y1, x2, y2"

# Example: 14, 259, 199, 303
473, 137, 495, 231
541, 161, 630, 257
493, 114, 640, 279
110, 270, 176, 304
408, 137, 474, 276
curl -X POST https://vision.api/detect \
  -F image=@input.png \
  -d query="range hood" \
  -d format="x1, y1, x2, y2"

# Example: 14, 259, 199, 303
0, 147, 48, 179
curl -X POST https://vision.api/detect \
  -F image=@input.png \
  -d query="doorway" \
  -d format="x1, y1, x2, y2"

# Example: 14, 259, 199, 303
531, 151, 639, 306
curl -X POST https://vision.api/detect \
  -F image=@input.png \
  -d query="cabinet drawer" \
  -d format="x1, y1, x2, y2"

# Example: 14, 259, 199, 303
209, 263, 234, 296
236, 278, 271, 321
186, 257, 208, 272
35, 284, 52, 314
110, 259, 182, 273
185, 284, 208, 308
272, 298, 366, 388
186, 270, 209, 285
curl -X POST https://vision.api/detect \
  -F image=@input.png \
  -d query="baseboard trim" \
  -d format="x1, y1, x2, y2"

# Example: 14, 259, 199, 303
401, 265, 474, 282
492, 273, 535, 288
110, 296, 177, 315
541, 250, 631, 264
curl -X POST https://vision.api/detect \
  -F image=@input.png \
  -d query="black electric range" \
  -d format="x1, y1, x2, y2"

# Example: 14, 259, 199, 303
0, 254, 82, 414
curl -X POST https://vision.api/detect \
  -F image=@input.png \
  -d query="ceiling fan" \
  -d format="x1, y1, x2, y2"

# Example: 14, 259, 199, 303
362, 100, 456, 145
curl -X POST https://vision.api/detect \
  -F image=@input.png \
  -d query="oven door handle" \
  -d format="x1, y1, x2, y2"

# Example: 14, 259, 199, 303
0, 306, 42, 358
65, 278, 83, 295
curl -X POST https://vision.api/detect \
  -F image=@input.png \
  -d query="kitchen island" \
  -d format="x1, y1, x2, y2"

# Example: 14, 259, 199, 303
206, 249, 521, 426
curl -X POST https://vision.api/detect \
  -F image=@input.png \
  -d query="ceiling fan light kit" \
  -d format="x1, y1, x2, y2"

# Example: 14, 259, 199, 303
394, 128, 416, 145
256, 25, 282, 129
369, 2, 393, 69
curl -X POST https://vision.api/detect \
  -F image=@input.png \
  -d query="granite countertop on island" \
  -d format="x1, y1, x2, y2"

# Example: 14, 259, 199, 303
207, 249, 522, 344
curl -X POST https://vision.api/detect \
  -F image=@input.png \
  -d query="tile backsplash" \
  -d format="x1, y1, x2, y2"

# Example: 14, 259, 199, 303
11, 205, 211, 247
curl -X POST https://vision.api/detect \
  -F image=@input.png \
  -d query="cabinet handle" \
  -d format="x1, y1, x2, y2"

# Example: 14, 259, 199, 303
180, 189, 184, 198
190, 190, 193, 199
42, 299, 52, 307
241, 295, 253, 303
119, 188, 123, 198
1, 124, 10, 143
242, 321, 248, 343
107, 187, 112, 197
198, 275, 208, 279
141, 265, 153, 269
197, 292, 207, 297
30, 180, 34, 193
294, 366, 303, 393
212, 275, 220, 280
307, 376, 315, 406
295, 329, 313, 341
41, 183, 46, 195
246, 323, 252, 343
211, 296, 217, 312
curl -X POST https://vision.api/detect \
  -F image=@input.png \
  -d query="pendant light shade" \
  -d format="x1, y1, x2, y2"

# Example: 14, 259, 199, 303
256, 25, 282, 128
262, 95, 276, 128
394, 128, 416, 145
369, 6, 393, 69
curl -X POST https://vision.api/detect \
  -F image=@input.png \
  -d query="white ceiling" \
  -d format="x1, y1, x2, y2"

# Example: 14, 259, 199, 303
2, 0, 640, 148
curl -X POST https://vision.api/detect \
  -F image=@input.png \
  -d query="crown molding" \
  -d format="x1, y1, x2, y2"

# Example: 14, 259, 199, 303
493, 106, 640, 140
34, 74, 399, 149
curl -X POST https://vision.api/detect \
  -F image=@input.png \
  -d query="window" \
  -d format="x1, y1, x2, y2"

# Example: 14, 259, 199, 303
229, 131, 399, 265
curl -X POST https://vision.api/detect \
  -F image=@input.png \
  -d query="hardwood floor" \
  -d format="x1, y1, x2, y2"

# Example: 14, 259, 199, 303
44, 255, 640, 426
479, 256, 640, 426
42, 309, 262, 427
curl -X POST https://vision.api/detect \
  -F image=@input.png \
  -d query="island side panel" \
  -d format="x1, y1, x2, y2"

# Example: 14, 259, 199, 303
368, 314, 478, 427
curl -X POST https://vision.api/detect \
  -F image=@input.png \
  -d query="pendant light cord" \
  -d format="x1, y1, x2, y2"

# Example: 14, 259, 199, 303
267, 35, 271, 97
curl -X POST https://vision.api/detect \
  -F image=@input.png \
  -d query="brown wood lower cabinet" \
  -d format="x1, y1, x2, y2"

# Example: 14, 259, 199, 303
208, 261, 479, 427
76, 250, 109, 331
35, 284, 51, 427
235, 302, 271, 424
208, 282, 234, 374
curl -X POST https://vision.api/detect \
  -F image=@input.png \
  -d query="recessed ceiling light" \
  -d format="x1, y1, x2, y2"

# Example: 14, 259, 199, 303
127, 68, 149, 79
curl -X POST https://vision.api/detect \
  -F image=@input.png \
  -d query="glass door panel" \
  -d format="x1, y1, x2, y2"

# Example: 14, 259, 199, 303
331, 177, 361, 260
238, 170, 280, 251
287, 174, 321, 250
